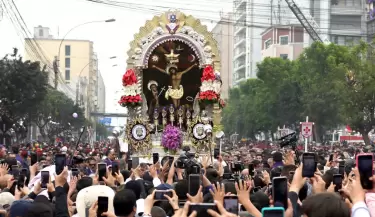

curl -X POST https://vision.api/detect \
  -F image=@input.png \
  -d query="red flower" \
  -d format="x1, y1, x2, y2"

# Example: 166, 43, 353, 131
122, 69, 138, 86
201, 65, 215, 82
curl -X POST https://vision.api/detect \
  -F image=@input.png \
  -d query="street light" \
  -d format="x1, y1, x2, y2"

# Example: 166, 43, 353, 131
54, 18, 116, 89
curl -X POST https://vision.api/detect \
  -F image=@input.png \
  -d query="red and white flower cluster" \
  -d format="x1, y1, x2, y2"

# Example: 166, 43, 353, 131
118, 69, 142, 107
199, 65, 222, 105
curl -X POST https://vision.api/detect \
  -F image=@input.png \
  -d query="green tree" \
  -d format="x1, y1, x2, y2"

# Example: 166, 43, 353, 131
34, 88, 85, 142
296, 42, 349, 141
0, 48, 48, 142
340, 41, 375, 145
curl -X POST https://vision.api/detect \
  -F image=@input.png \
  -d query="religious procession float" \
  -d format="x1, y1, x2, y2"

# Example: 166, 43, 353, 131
118, 10, 225, 158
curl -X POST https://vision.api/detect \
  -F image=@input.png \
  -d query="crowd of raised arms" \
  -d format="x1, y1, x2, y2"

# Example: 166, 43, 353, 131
0, 141, 372, 217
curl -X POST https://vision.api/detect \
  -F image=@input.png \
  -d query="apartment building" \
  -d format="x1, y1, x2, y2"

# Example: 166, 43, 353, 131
212, 12, 234, 99
24, 26, 103, 119
261, 24, 304, 60
366, 0, 375, 41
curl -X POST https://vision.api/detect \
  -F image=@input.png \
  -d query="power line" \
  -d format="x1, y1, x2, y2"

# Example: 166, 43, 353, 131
80, 0, 371, 38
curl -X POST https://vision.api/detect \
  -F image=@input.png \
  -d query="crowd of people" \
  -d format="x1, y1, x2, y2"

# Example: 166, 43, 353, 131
0, 141, 372, 217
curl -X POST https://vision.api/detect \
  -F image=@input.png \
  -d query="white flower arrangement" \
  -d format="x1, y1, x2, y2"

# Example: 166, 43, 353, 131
123, 84, 139, 96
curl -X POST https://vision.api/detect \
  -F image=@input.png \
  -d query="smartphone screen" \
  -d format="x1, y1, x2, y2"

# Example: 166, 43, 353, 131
132, 157, 140, 169
98, 163, 107, 182
127, 160, 132, 171
339, 165, 345, 177
357, 154, 373, 190
153, 153, 159, 164
112, 161, 119, 177
248, 163, 254, 176
302, 153, 316, 178
71, 168, 79, 177
214, 148, 220, 159
30, 152, 38, 165
17, 175, 25, 189
11, 165, 19, 180
224, 196, 239, 215
262, 208, 284, 217
55, 154, 66, 175
333, 174, 342, 186
272, 177, 288, 209
97, 196, 109, 217
154, 190, 173, 200
188, 174, 200, 196
188, 203, 218, 217
41, 171, 49, 188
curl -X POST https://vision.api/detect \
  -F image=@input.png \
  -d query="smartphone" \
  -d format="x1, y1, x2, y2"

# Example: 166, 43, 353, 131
214, 148, 220, 159
261, 207, 285, 217
267, 183, 272, 196
71, 168, 79, 177
153, 153, 159, 164
272, 176, 288, 209
97, 196, 109, 217
234, 163, 242, 172
248, 163, 254, 177
30, 152, 38, 165
112, 161, 119, 177
168, 156, 174, 167
98, 163, 107, 182
55, 154, 66, 175
11, 165, 19, 180
41, 171, 49, 188
302, 153, 316, 178
188, 203, 218, 217
339, 165, 345, 177
17, 175, 25, 189
329, 154, 333, 162
127, 159, 132, 171
333, 174, 343, 191
154, 190, 173, 200
224, 195, 239, 215
132, 157, 140, 169
188, 174, 200, 196
356, 154, 374, 190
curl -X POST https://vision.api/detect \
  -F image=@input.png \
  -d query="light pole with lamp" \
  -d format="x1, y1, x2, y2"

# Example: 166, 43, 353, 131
53, 18, 116, 89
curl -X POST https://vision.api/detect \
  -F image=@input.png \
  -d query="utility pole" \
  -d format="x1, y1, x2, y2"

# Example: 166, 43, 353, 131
271, 0, 273, 26
53, 56, 59, 89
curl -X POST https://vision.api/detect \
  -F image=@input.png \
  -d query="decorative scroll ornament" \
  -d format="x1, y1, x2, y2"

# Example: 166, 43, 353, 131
126, 118, 151, 154
179, 26, 207, 46
188, 117, 208, 151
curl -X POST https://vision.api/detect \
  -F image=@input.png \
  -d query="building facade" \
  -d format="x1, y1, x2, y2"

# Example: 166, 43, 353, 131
261, 24, 304, 60
211, 13, 234, 99
24, 26, 103, 119
97, 71, 106, 113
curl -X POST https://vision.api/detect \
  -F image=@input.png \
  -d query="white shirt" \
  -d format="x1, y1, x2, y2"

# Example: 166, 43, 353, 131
352, 201, 370, 217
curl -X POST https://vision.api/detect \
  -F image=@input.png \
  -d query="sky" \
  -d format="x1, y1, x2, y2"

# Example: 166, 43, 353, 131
0, 0, 232, 114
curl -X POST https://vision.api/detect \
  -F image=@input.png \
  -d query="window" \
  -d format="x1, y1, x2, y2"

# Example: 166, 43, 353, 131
280, 36, 289, 45
280, 54, 288, 60
39, 29, 43, 37
65, 69, 70, 80
65, 45, 71, 56
264, 39, 271, 49
65, 58, 70, 68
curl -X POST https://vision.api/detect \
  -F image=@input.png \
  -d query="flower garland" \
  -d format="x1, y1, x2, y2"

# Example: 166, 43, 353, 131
119, 69, 142, 107
161, 125, 182, 152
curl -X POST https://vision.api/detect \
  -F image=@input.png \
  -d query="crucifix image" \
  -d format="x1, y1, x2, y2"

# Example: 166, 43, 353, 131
152, 49, 198, 108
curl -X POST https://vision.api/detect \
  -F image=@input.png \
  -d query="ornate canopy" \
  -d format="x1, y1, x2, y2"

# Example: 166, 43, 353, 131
126, 10, 221, 72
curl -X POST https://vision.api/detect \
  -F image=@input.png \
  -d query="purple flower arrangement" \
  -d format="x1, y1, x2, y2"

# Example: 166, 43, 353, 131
161, 125, 183, 151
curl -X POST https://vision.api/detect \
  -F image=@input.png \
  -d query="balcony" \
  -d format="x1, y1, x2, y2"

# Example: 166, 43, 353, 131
331, 5, 362, 15
234, 49, 246, 60
234, 0, 246, 11
234, 25, 246, 36
234, 38, 246, 48
234, 64, 245, 72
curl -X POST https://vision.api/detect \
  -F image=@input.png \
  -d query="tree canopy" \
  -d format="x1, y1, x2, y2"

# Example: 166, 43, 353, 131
222, 41, 375, 145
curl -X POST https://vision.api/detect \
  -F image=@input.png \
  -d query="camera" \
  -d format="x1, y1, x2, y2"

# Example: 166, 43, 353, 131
174, 146, 201, 175
279, 132, 298, 148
